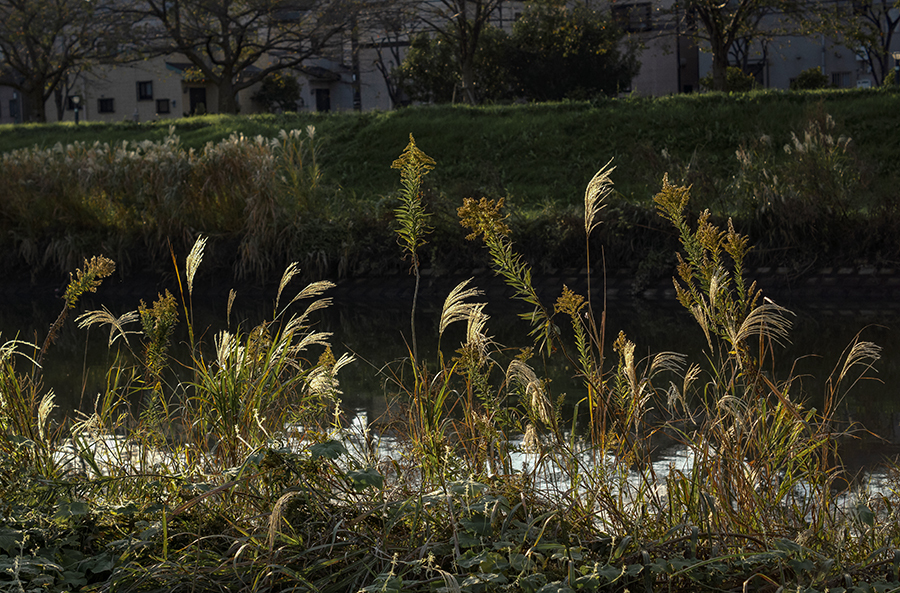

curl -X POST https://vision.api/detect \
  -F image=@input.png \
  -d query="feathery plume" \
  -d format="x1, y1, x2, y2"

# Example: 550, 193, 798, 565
584, 159, 615, 237
186, 236, 207, 296
440, 278, 484, 336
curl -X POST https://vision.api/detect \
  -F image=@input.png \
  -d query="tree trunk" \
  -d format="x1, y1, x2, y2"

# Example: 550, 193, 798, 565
54, 87, 65, 121
711, 43, 730, 91
23, 85, 47, 122
460, 58, 478, 104
216, 77, 240, 114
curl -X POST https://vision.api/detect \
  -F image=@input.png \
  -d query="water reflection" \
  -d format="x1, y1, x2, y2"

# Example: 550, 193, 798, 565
2, 285, 900, 473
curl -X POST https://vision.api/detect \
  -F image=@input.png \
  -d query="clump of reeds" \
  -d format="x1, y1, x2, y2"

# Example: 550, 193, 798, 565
0, 126, 330, 281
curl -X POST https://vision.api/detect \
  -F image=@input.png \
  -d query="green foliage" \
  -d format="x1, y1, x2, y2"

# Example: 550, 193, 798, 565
62, 256, 116, 309
399, 29, 512, 104
391, 134, 436, 361
399, 33, 460, 104
700, 66, 758, 92
729, 107, 863, 257
400, 8, 637, 104
391, 134, 435, 264
139, 290, 178, 385
509, 2, 639, 100
792, 67, 830, 90
251, 71, 302, 113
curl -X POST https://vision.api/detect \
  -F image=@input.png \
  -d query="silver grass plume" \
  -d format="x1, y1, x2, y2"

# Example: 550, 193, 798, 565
268, 491, 303, 553
275, 262, 301, 312
284, 280, 335, 310
649, 351, 687, 377
0, 337, 39, 367
727, 299, 793, 351
523, 423, 541, 454
620, 336, 638, 398
584, 159, 615, 237
215, 330, 244, 371
37, 390, 57, 442
507, 358, 552, 425
294, 330, 333, 353
690, 303, 713, 351
308, 352, 356, 396
186, 235, 207, 296
227, 289, 237, 327
465, 303, 491, 354
440, 278, 484, 336
76, 307, 140, 347
837, 338, 882, 386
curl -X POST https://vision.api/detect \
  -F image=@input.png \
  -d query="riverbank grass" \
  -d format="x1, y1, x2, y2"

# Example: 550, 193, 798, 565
0, 141, 894, 592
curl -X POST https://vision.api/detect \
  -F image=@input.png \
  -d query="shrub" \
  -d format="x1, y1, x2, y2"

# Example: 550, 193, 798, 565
791, 67, 830, 90
252, 71, 303, 113
700, 66, 757, 92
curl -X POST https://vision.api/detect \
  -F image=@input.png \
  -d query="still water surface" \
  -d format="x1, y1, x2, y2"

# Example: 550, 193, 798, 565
3, 281, 899, 470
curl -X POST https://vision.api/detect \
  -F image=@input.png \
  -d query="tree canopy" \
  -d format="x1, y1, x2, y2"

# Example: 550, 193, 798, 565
415, 0, 507, 104
0, 0, 125, 122
510, 2, 639, 100
400, 2, 638, 103
126, 0, 357, 113
679, 0, 800, 90
811, 0, 900, 86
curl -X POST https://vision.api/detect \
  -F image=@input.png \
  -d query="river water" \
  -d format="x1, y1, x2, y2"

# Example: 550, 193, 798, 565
2, 275, 899, 473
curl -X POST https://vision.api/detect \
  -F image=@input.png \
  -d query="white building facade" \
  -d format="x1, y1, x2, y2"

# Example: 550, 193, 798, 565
2, 0, 898, 125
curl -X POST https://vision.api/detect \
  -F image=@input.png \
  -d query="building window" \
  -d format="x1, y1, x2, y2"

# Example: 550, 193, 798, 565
137, 81, 153, 101
156, 98, 170, 114
831, 71, 851, 87
612, 2, 652, 32
98, 98, 115, 113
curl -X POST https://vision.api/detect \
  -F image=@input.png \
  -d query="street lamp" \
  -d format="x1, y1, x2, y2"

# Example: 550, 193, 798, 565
72, 95, 81, 124
892, 51, 900, 87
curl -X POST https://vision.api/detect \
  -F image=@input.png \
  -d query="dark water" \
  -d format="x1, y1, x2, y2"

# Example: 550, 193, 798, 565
3, 280, 899, 468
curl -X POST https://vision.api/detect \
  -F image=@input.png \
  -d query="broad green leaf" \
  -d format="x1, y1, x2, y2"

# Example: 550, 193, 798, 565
854, 502, 876, 527
0, 529, 23, 553
517, 573, 547, 593
457, 531, 482, 548
310, 440, 347, 459
53, 501, 89, 521
458, 550, 490, 569
462, 515, 492, 536
347, 467, 383, 490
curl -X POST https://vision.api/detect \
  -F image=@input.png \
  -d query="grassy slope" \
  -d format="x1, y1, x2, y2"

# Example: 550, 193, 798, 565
4, 88, 898, 206
2, 88, 899, 285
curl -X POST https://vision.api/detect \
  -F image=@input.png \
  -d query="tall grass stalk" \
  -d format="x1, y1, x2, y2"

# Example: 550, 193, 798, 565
391, 134, 435, 362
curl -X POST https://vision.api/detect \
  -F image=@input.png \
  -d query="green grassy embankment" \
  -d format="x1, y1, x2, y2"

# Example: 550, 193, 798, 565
2, 87, 899, 290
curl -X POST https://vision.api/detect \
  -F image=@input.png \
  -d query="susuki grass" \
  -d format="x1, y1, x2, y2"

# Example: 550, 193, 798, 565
4, 91, 900, 288
0, 125, 348, 282
0, 137, 897, 593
